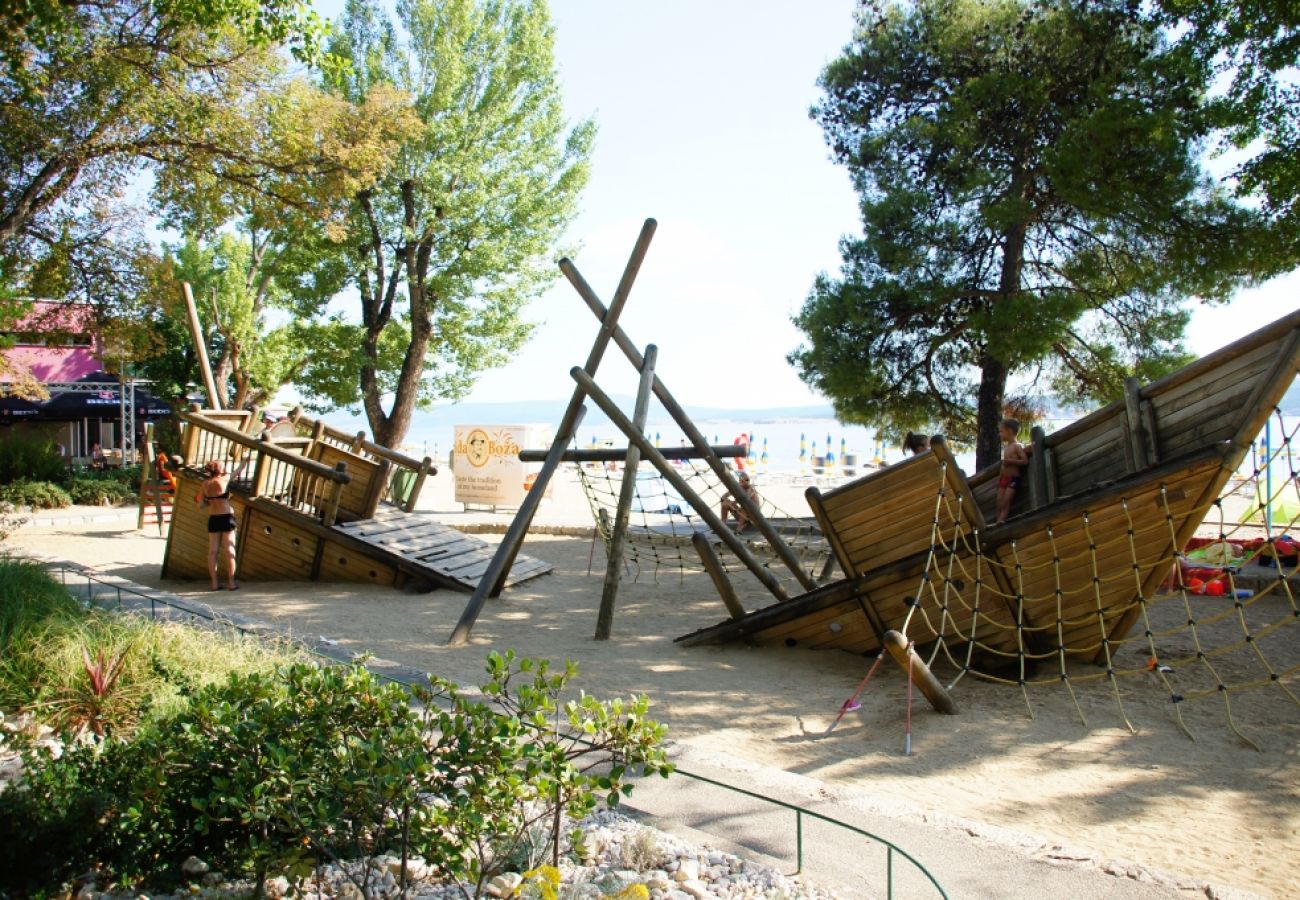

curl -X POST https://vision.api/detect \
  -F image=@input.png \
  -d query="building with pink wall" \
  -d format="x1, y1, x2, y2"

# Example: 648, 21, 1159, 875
1, 301, 105, 384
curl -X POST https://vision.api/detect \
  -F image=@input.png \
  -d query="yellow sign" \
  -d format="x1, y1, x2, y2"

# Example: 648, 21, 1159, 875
453, 424, 550, 508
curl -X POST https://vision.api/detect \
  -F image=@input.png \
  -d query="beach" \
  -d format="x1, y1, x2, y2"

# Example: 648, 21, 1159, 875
7, 469, 1298, 898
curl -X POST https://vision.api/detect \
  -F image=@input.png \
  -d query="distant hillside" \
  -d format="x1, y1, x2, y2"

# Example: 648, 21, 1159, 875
328, 398, 838, 432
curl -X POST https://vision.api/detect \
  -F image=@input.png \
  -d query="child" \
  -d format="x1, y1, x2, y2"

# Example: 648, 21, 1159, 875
996, 418, 1028, 524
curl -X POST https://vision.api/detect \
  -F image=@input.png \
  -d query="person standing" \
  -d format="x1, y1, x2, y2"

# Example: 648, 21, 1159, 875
196, 461, 238, 590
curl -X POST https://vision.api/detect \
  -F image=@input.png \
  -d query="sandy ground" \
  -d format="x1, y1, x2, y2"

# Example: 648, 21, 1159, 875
7, 468, 1299, 898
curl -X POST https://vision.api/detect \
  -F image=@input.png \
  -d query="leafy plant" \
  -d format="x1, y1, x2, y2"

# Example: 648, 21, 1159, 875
0, 479, 72, 509
42, 641, 145, 737
68, 478, 135, 506
0, 437, 65, 485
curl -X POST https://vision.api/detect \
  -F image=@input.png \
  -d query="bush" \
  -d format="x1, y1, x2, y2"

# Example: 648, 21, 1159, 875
0, 437, 64, 485
0, 479, 72, 509
67, 478, 134, 506
0, 653, 672, 898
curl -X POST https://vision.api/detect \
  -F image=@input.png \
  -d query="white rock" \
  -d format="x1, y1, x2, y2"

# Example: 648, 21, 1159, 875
680, 883, 712, 900
181, 856, 210, 877
264, 875, 290, 898
486, 872, 523, 898
336, 884, 363, 900
614, 869, 640, 881
646, 870, 672, 890
675, 859, 700, 882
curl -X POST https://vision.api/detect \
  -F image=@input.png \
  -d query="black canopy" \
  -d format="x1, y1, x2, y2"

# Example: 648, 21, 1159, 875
41, 372, 172, 421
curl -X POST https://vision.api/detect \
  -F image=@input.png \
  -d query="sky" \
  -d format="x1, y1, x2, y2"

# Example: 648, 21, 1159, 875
310, 0, 1298, 410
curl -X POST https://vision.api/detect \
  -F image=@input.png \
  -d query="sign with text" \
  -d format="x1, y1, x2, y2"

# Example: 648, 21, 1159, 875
453, 424, 553, 507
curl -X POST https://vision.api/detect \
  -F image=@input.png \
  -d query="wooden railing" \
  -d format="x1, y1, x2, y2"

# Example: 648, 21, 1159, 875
177, 408, 353, 526
288, 407, 436, 512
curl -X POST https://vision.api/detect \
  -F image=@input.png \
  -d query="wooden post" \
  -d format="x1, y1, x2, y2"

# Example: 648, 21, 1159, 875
883, 630, 958, 715
447, 219, 659, 647
404, 456, 433, 513
595, 344, 658, 640
560, 259, 816, 593
1027, 426, 1048, 510
573, 368, 790, 603
1122, 376, 1148, 472
251, 436, 272, 498
321, 462, 348, 527
362, 458, 392, 518
352, 431, 366, 454
181, 282, 222, 410
181, 402, 202, 466
692, 532, 747, 621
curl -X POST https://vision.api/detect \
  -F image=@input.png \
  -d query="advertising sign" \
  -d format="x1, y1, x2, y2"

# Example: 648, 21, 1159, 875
453, 424, 553, 508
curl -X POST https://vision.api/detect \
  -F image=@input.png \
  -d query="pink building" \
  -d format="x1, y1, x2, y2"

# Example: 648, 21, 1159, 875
1, 301, 104, 384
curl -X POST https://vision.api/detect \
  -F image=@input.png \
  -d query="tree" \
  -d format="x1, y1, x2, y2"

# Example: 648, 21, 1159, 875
149, 77, 418, 409
792, 0, 1276, 468
1155, 1, 1300, 260
0, 0, 334, 302
306, 0, 594, 448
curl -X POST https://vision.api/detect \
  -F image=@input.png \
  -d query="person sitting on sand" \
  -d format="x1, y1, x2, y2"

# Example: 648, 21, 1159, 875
196, 461, 239, 591
996, 418, 1029, 525
720, 470, 761, 533
903, 432, 930, 456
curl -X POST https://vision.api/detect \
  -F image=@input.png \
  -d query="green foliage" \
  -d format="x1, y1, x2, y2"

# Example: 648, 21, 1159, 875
0, 559, 302, 736
793, 0, 1275, 467
67, 479, 135, 506
0, 437, 65, 485
1155, 0, 1300, 259
0, 559, 83, 647
310, 0, 594, 446
0, 480, 72, 510
0, 650, 670, 897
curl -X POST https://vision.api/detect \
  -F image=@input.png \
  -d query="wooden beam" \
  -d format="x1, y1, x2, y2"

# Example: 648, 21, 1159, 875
883, 630, 958, 715
448, 219, 658, 646
181, 282, 222, 410
1123, 376, 1148, 471
595, 344, 658, 640
692, 532, 747, 622
518, 444, 746, 463
1027, 427, 1048, 510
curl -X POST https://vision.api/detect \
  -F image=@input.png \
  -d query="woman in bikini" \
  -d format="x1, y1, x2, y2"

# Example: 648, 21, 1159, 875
197, 461, 238, 590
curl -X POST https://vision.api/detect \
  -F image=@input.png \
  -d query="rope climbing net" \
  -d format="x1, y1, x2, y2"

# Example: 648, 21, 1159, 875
898, 409, 1300, 747
575, 457, 831, 588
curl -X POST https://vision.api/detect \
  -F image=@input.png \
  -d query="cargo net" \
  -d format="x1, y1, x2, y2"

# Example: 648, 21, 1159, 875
574, 457, 831, 589
899, 409, 1300, 748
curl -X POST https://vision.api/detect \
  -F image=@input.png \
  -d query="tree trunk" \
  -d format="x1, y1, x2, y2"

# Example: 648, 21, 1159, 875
975, 184, 1029, 470
975, 353, 1008, 469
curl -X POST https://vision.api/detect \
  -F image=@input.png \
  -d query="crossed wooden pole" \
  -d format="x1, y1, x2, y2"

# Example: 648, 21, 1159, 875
448, 219, 815, 646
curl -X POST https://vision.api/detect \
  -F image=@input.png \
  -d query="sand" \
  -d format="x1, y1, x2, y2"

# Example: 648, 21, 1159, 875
7, 470, 1299, 898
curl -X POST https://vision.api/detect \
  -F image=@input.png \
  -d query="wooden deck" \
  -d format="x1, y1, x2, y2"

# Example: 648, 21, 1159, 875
331, 508, 552, 591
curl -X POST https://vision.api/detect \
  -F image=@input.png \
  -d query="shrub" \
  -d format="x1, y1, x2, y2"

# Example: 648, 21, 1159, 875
0, 437, 64, 485
0, 479, 72, 509
67, 478, 134, 506
0, 652, 672, 898
0, 558, 82, 646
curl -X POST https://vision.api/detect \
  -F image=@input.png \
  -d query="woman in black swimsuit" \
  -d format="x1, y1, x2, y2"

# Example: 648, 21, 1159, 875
197, 461, 238, 590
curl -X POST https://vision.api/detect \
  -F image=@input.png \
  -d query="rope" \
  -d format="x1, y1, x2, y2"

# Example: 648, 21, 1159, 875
839, 408, 1300, 747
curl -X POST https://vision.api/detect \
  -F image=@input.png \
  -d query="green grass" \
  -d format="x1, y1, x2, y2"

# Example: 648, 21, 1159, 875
0, 558, 304, 736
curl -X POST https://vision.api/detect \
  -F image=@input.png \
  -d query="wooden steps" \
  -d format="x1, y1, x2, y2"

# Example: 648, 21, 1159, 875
330, 508, 552, 590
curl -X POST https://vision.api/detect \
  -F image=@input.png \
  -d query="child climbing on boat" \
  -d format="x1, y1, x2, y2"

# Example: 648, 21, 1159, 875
996, 418, 1028, 524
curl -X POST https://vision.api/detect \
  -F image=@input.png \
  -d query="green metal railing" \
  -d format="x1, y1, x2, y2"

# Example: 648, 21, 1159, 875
42, 561, 947, 899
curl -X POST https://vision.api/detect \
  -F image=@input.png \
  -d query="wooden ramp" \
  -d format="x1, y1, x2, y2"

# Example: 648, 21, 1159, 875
331, 508, 552, 591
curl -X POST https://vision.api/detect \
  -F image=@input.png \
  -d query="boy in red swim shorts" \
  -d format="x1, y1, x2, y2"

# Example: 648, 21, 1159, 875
996, 417, 1028, 524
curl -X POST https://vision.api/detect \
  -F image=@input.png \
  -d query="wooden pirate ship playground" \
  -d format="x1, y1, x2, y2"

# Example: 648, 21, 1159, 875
450, 218, 1300, 745
160, 406, 552, 591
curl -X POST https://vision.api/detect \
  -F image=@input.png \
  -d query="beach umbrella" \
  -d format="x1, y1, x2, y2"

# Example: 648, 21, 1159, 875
840, 437, 847, 459
655, 431, 661, 448
799, 432, 807, 475
760, 436, 769, 473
